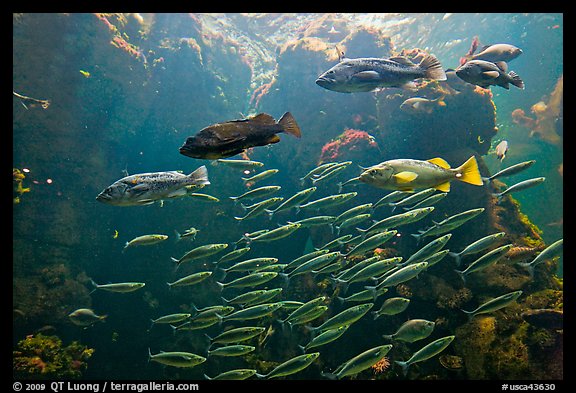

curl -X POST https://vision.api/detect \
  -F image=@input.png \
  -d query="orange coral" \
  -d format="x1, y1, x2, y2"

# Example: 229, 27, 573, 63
372, 357, 390, 374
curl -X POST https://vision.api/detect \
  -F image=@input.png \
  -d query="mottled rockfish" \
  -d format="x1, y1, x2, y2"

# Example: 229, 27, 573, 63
316, 52, 447, 93
96, 166, 209, 206
179, 112, 301, 160
359, 156, 483, 192
455, 60, 524, 90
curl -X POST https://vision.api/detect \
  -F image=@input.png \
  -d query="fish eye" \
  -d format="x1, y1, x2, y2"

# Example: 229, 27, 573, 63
369, 169, 378, 176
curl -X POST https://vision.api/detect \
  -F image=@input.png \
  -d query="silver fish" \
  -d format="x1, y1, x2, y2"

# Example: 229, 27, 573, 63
382, 319, 435, 343
461, 290, 523, 320
482, 160, 536, 183
448, 232, 506, 267
255, 352, 320, 379
492, 177, 545, 202
148, 349, 206, 368
518, 238, 563, 278
68, 308, 107, 327
323, 344, 393, 379
96, 166, 209, 206
395, 335, 455, 376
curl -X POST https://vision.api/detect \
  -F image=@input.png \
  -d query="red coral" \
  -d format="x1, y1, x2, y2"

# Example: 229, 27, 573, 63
319, 128, 378, 163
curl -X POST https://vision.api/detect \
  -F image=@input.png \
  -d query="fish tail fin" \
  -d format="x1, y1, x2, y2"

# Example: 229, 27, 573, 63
278, 112, 302, 138
321, 372, 338, 380
174, 230, 182, 242
517, 262, 535, 279
461, 309, 475, 322
89, 279, 99, 295
448, 252, 462, 267
455, 156, 483, 186
419, 53, 447, 81
395, 360, 410, 377
382, 334, 393, 341
188, 165, 210, 186
297, 344, 306, 354
147, 348, 153, 362
508, 71, 525, 89
454, 269, 466, 284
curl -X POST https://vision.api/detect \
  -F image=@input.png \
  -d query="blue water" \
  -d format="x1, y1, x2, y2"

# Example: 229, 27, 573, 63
13, 13, 563, 381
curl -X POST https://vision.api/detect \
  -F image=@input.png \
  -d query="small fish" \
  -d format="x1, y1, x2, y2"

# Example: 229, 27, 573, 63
179, 112, 301, 159
335, 213, 371, 235
492, 177, 545, 202
317, 234, 354, 251
359, 156, 483, 192
167, 271, 212, 289
244, 223, 301, 243
148, 349, 206, 368
338, 287, 389, 304
79, 70, 91, 78
285, 250, 330, 272
403, 192, 447, 211
150, 313, 191, 328
174, 227, 199, 241
255, 352, 320, 379
222, 257, 278, 274
242, 169, 279, 184
338, 257, 402, 292
216, 247, 251, 266
344, 230, 397, 257
216, 272, 278, 291
372, 190, 411, 210
323, 345, 393, 379
204, 369, 257, 380
358, 208, 435, 239
495, 140, 509, 161
286, 252, 342, 279
334, 203, 373, 225
215, 159, 264, 168
455, 60, 524, 90
208, 345, 255, 357
123, 234, 168, 251
279, 296, 327, 326
112, 230, 119, 239
388, 188, 437, 212
300, 162, 339, 183
265, 187, 317, 216
412, 208, 485, 243
366, 262, 428, 297
235, 197, 284, 221
372, 297, 410, 319
90, 280, 145, 294
219, 302, 284, 322
288, 215, 336, 229
299, 192, 358, 211
316, 51, 446, 93
206, 327, 266, 346
171, 243, 228, 268
395, 335, 455, 376
448, 232, 506, 267
461, 290, 523, 320
400, 96, 446, 114
229, 185, 281, 202
96, 166, 210, 206
518, 238, 563, 278
401, 234, 452, 267
299, 325, 350, 352
187, 193, 220, 202
68, 308, 107, 327
482, 160, 536, 183
311, 163, 351, 184
308, 303, 373, 335
382, 319, 435, 343
469, 43, 523, 63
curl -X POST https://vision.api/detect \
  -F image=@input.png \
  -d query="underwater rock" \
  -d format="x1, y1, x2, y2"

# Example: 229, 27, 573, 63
521, 309, 563, 330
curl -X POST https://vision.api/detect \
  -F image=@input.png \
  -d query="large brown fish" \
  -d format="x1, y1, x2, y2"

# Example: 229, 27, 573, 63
179, 112, 301, 160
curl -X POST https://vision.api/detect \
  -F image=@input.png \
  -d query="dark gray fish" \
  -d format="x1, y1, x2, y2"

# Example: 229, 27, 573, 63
455, 60, 524, 90
316, 53, 446, 93
179, 112, 301, 159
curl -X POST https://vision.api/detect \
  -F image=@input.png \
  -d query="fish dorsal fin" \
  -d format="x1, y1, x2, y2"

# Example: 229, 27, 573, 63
427, 157, 451, 169
393, 171, 418, 183
389, 56, 416, 66
479, 44, 493, 52
352, 71, 380, 80
482, 71, 500, 78
250, 113, 276, 125
434, 182, 451, 192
